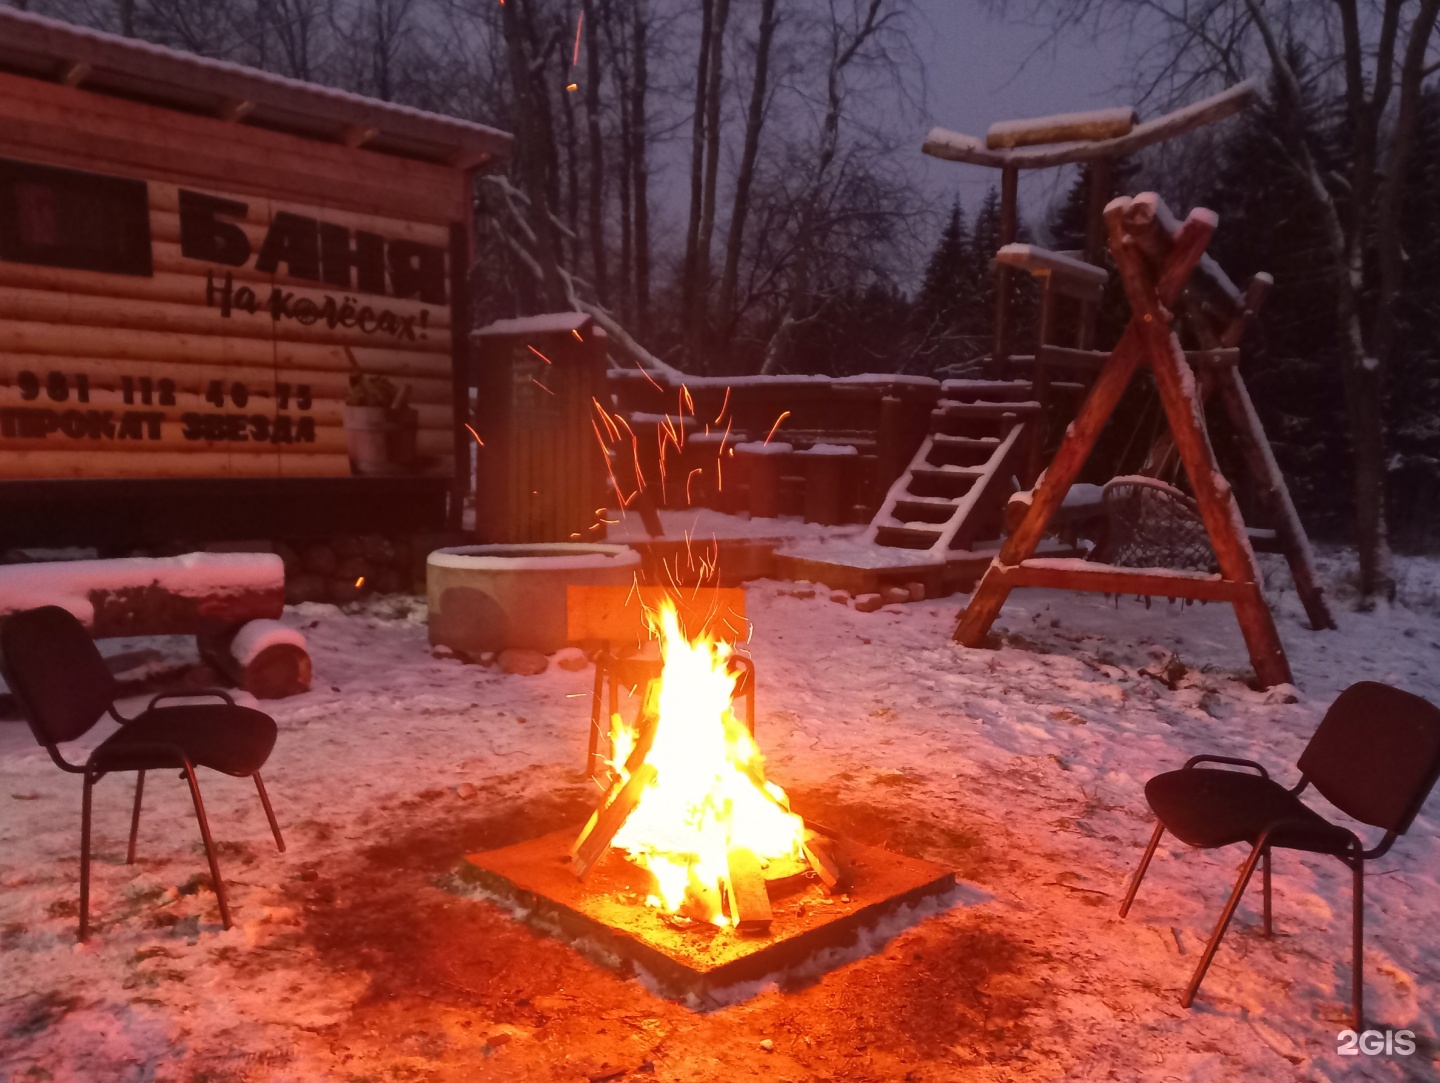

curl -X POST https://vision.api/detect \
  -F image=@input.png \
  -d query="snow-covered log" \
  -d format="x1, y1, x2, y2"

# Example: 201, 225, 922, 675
924, 80, 1258, 170
985, 106, 1137, 150
197, 619, 312, 700
0, 553, 284, 635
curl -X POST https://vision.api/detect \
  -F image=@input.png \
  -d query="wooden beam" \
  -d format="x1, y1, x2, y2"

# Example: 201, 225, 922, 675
725, 847, 773, 933
1036, 345, 1109, 373
995, 244, 1109, 289
992, 165, 1019, 379
986, 106, 1137, 149
1212, 366, 1336, 631
570, 763, 657, 879
923, 79, 1258, 170
995, 559, 1247, 602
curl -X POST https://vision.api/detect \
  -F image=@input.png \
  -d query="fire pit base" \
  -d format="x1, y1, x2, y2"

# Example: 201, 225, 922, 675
460, 827, 958, 1008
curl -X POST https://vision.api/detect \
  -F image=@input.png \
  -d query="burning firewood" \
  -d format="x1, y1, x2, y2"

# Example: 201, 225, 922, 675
571, 763, 658, 879
725, 847, 773, 933
802, 828, 850, 894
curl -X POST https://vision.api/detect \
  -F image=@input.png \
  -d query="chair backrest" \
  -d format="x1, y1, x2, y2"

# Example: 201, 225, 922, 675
566, 585, 747, 647
0, 606, 118, 746
1297, 681, 1440, 835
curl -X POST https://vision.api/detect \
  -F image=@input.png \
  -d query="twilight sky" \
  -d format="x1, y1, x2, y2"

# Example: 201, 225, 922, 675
910, 1, 1132, 227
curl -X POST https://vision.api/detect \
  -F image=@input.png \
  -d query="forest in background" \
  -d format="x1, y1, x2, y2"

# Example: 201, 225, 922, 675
6, 0, 1440, 564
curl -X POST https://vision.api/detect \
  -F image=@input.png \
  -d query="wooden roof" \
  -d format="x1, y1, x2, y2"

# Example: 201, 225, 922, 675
0, 7, 513, 172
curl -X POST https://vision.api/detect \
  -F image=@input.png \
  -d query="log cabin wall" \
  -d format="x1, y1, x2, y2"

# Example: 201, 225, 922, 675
0, 72, 461, 482
0, 11, 511, 548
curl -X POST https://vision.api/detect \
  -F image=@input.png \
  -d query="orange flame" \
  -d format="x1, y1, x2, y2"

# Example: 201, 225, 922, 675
608, 600, 804, 921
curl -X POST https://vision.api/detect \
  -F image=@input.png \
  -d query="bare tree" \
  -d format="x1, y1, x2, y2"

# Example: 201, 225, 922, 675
759, 0, 910, 374
717, 0, 780, 352
687, 0, 732, 368
681, 0, 717, 353
630, 0, 652, 337
581, 0, 609, 306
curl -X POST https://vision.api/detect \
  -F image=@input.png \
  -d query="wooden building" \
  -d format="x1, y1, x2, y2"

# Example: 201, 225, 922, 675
0, 8, 512, 548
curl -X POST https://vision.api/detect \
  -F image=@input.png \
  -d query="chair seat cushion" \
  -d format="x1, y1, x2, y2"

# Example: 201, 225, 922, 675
94, 704, 277, 776
1145, 768, 1355, 853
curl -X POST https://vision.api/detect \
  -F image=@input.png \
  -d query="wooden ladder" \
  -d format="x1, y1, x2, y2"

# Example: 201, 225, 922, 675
862, 380, 1039, 555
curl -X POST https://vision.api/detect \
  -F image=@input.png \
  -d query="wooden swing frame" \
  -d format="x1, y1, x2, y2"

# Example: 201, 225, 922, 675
955, 194, 1300, 688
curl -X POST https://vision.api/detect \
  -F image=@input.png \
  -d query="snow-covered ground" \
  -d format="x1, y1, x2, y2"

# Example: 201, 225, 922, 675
2, 540, 1439, 1081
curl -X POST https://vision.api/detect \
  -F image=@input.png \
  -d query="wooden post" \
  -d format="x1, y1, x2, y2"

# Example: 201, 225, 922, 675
992, 165, 1019, 380
1115, 226, 1292, 687
1079, 157, 1112, 350
1026, 273, 1057, 485
799, 450, 845, 525
1212, 366, 1336, 631
449, 179, 474, 534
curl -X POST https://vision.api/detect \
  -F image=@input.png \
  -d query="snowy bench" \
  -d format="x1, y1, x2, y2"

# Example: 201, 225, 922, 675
0, 553, 311, 699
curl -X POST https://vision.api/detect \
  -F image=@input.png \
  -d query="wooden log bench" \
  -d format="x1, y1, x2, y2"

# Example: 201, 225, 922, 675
0, 552, 311, 699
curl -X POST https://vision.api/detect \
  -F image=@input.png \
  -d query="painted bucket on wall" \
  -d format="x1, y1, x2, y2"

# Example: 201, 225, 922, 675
344, 405, 419, 475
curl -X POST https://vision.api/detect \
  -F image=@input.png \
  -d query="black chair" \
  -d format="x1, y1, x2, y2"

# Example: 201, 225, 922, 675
1120, 681, 1440, 1025
0, 605, 285, 940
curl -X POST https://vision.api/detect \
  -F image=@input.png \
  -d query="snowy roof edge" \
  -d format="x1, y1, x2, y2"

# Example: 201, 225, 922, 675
0, 7, 513, 170
472, 313, 596, 338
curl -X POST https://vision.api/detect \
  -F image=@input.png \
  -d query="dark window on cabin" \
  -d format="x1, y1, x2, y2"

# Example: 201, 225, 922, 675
0, 158, 152, 276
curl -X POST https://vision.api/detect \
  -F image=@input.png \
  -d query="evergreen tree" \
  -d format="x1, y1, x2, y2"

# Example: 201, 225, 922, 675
916, 199, 972, 331
793, 283, 915, 376
969, 185, 1039, 368
970, 185, 1002, 317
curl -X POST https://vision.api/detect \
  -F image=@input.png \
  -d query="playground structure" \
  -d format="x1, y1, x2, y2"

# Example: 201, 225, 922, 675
955, 194, 1312, 687
918, 84, 1334, 687
783, 81, 1329, 686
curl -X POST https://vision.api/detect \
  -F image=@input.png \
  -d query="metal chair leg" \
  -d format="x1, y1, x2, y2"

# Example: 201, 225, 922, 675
127, 770, 146, 865
1183, 843, 1266, 1008
253, 773, 285, 852
588, 656, 607, 777
79, 771, 94, 942
1262, 846, 1272, 936
1120, 821, 1165, 918
181, 763, 232, 929
607, 659, 619, 729
1353, 857, 1364, 1028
